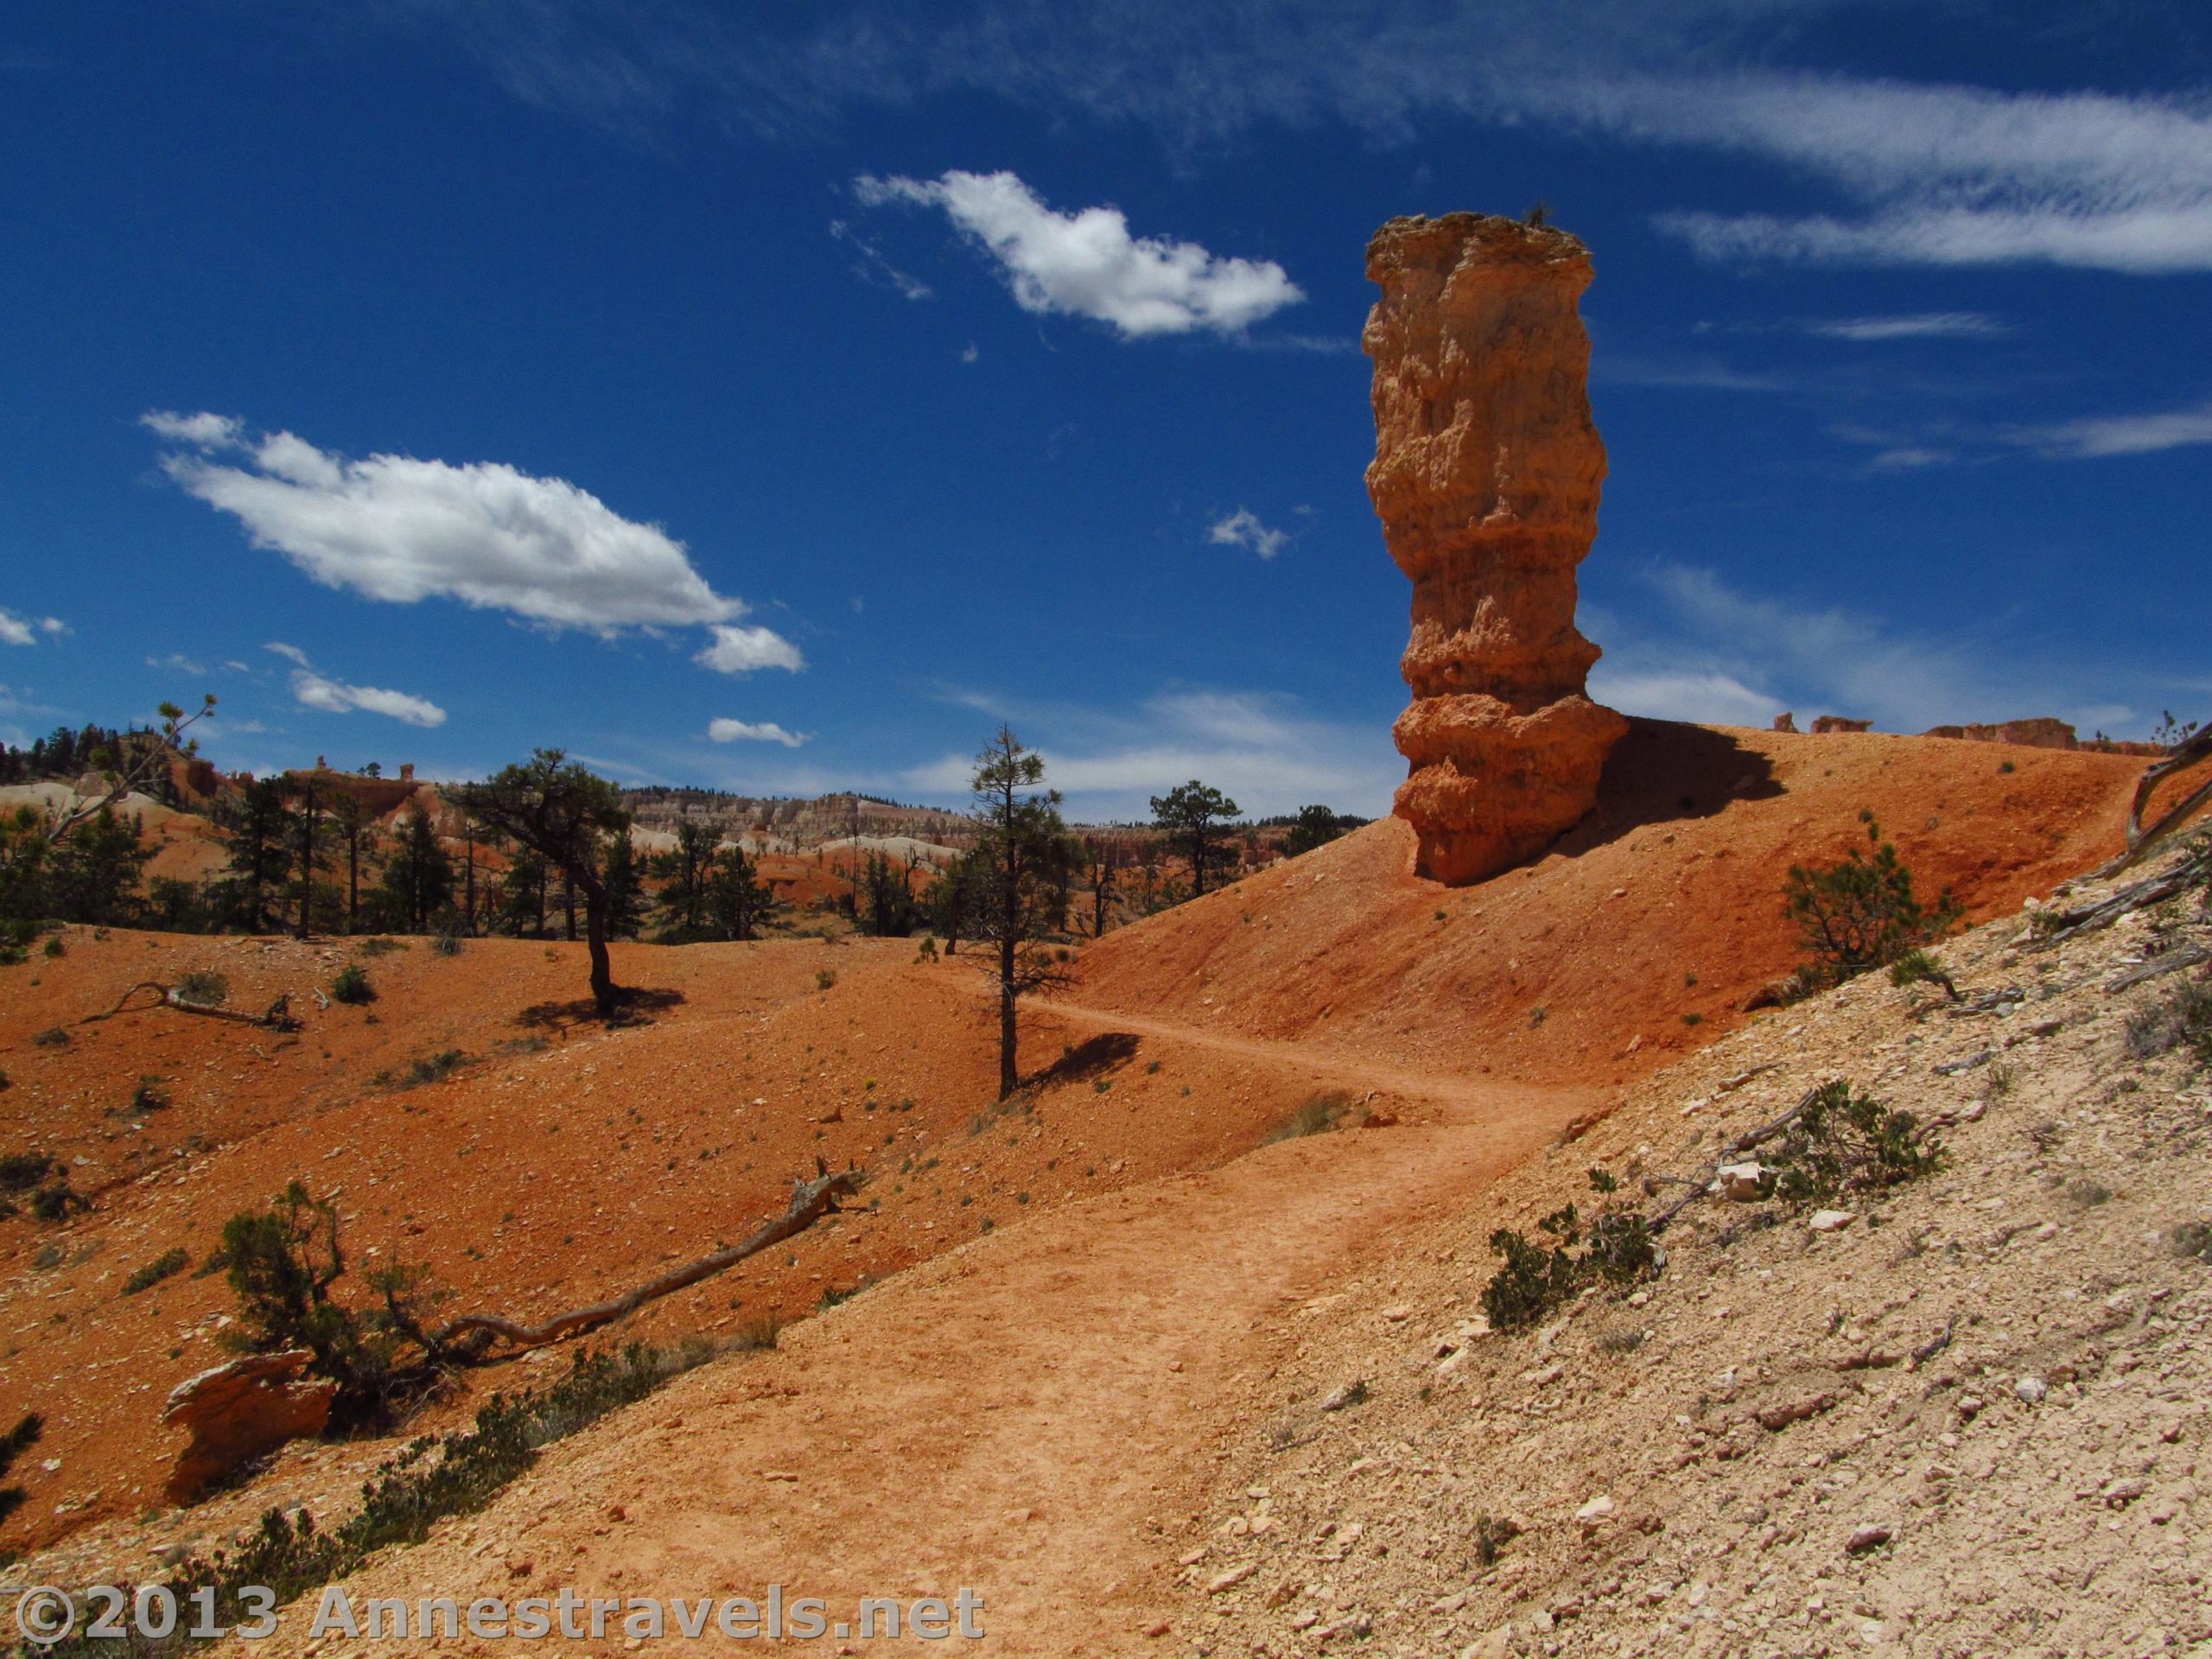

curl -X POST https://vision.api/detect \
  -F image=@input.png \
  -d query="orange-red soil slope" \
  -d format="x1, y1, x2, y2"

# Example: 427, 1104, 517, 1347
0, 719, 2177, 1568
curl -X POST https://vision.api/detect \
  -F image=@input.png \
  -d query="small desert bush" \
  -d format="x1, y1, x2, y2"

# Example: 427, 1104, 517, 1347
130, 1076, 171, 1115
0, 1411, 43, 1529
122, 1249, 190, 1296
430, 926, 463, 957
31, 1027, 68, 1048
1473, 1513, 1521, 1567
1264, 1090, 1356, 1144
28, 1181, 87, 1223
0, 1152, 55, 1194
2125, 980, 2212, 1065
1784, 812, 1962, 990
815, 968, 837, 991
353, 937, 408, 957
40, 1343, 714, 1659
1764, 1080, 1942, 1205
217, 1181, 447, 1426
330, 964, 376, 1006
372, 1049, 467, 1091
1888, 948, 1959, 999
1480, 1168, 1656, 1333
173, 969, 228, 1007
2170, 1222, 2212, 1265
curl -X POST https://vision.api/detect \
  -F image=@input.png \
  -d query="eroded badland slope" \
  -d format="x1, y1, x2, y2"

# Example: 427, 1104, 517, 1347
0, 723, 2196, 1659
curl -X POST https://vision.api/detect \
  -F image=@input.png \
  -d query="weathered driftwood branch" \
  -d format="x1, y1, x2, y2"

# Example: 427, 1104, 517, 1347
81, 982, 301, 1032
2096, 725, 2212, 880
1648, 1084, 1825, 1235
430, 1163, 861, 1355
2105, 944, 2212, 995
2040, 862, 2202, 948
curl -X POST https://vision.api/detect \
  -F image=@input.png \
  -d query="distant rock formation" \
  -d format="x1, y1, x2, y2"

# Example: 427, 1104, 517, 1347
1810, 715, 1874, 734
1363, 213, 1627, 885
1773, 713, 1799, 734
1921, 718, 2077, 750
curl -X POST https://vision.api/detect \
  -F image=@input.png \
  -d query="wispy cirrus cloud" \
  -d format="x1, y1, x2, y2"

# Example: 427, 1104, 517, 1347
386, 3, 2212, 275
854, 170, 1302, 339
2006, 398, 2212, 459
1587, 562, 2160, 737
829, 218, 932, 300
143, 410, 802, 676
1802, 313, 2007, 340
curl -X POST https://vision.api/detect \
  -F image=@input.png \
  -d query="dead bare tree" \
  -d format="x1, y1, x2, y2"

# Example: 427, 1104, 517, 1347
430, 1163, 858, 1356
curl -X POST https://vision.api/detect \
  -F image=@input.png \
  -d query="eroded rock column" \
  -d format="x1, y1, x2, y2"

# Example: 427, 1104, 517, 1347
1363, 213, 1627, 885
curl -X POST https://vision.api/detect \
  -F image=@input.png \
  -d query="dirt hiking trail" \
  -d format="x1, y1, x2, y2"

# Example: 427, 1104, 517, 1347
250, 1054, 1603, 1657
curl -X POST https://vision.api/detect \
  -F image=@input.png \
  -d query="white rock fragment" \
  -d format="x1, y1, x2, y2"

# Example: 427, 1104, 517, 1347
1713, 1163, 1768, 1200
1808, 1209, 1856, 1233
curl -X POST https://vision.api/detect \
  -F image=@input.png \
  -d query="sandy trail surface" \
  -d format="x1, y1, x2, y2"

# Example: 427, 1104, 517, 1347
245, 1016, 1597, 1656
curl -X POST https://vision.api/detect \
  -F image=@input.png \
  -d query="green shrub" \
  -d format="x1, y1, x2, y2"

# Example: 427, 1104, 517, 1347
2125, 980, 2212, 1065
39, 1344, 712, 1658
123, 1249, 190, 1295
31, 1027, 68, 1048
0, 1411, 42, 1529
218, 1182, 444, 1426
1888, 948, 1959, 999
330, 964, 376, 1006
0, 1152, 55, 1194
1784, 813, 1963, 988
1263, 1090, 1356, 1144
29, 1181, 87, 1223
1766, 1080, 1942, 1206
430, 927, 463, 957
815, 969, 837, 991
1480, 1169, 1656, 1332
173, 970, 227, 1008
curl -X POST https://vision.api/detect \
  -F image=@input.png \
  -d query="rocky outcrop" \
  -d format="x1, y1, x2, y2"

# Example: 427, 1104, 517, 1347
1921, 718, 2078, 750
161, 1349, 336, 1503
1810, 715, 1874, 734
1363, 213, 1626, 886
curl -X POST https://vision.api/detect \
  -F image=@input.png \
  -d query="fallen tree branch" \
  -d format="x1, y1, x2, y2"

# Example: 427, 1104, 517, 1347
80, 982, 301, 1032
430, 1161, 861, 1356
2104, 944, 2212, 995
1649, 1084, 1825, 1235
2039, 860, 2204, 948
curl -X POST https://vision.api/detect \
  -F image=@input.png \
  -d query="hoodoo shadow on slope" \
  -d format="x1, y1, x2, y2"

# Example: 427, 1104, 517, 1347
1548, 718, 1782, 860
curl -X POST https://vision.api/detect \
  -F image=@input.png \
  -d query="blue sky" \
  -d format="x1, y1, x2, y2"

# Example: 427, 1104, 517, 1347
2, 1, 2207, 818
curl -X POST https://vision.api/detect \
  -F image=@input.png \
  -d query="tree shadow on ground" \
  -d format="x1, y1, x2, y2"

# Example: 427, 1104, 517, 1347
1028, 1031, 1141, 1090
517, 987, 687, 1036
1548, 717, 1783, 861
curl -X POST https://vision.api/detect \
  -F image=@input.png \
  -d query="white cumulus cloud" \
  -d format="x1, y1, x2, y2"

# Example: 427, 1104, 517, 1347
143, 411, 801, 673
291, 670, 448, 728
0, 610, 65, 646
708, 717, 807, 747
264, 642, 446, 728
855, 169, 1303, 338
1208, 508, 1289, 560
696, 624, 805, 675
